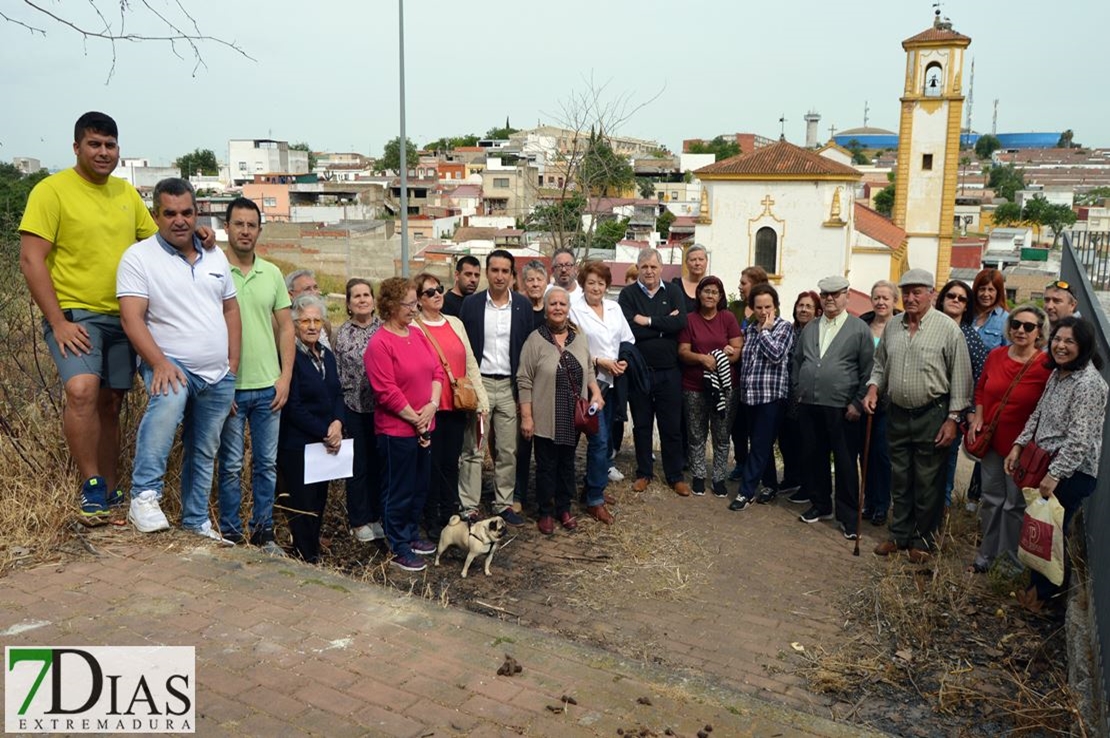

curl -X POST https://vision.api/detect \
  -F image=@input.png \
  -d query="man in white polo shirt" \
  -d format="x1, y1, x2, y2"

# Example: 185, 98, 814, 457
117, 178, 241, 543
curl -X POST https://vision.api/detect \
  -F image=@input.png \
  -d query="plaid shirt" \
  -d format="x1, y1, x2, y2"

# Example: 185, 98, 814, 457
869, 308, 973, 412
739, 317, 794, 405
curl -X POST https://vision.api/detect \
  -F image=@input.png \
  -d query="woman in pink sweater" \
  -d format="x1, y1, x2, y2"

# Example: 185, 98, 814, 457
365, 277, 444, 573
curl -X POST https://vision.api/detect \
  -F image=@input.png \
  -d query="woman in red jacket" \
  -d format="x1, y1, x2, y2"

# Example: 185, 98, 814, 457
964, 304, 1051, 573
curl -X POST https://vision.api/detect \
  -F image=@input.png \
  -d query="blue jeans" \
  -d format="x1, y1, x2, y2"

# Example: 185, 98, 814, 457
131, 360, 235, 531
583, 389, 613, 506
740, 400, 784, 499
217, 386, 279, 538
378, 434, 430, 558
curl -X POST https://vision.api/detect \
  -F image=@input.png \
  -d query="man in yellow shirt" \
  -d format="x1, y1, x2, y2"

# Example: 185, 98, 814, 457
19, 112, 213, 524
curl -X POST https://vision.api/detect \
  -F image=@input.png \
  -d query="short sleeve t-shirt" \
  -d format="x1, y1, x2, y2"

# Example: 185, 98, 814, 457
677, 310, 742, 391
19, 169, 157, 315
117, 235, 237, 383
230, 255, 291, 390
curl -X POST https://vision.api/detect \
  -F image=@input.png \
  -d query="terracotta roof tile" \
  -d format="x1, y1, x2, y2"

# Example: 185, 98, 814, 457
903, 25, 971, 46
854, 202, 906, 251
696, 139, 861, 179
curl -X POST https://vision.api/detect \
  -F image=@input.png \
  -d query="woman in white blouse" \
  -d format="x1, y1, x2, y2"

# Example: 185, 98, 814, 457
570, 260, 634, 524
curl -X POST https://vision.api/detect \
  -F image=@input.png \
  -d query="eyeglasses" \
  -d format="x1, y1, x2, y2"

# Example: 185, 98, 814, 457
421, 285, 445, 298
1009, 319, 1038, 333
945, 293, 969, 303
553, 262, 576, 270
400, 300, 418, 310
1046, 280, 1074, 294
296, 317, 323, 327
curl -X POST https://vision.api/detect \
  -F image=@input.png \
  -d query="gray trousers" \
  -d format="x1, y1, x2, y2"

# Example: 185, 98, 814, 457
974, 449, 1025, 569
888, 400, 949, 550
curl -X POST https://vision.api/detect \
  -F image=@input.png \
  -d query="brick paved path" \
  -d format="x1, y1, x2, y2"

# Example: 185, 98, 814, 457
2, 533, 884, 737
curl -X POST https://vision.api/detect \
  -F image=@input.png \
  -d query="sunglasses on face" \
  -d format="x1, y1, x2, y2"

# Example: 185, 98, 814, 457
296, 317, 323, 327
421, 285, 445, 298
945, 293, 968, 303
1010, 319, 1038, 333
819, 290, 845, 299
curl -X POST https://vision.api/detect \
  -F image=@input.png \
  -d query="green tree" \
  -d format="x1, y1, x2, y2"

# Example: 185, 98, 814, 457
592, 217, 630, 251
687, 135, 740, 161
992, 201, 1022, 226
0, 163, 49, 241
873, 185, 895, 216
1057, 129, 1080, 149
424, 134, 479, 152
485, 119, 518, 140
290, 142, 317, 171
525, 192, 586, 242
844, 138, 870, 166
174, 148, 219, 177
636, 177, 656, 199
974, 134, 1001, 160
988, 164, 1026, 202
656, 209, 675, 239
1022, 195, 1076, 247
1076, 186, 1110, 206
376, 136, 418, 173
579, 132, 634, 196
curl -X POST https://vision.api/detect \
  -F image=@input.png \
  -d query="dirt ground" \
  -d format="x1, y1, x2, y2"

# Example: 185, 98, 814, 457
310, 449, 1079, 737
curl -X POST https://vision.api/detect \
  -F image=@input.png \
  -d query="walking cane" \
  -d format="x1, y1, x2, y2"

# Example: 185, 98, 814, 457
855, 413, 874, 556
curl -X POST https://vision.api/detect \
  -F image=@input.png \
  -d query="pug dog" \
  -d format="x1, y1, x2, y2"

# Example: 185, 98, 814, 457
435, 514, 506, 577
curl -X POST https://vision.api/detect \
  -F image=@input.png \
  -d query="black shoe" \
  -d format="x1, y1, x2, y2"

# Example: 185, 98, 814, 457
799, 506, 833, 524
728, 496, 752, 512
712, 481, 728, 498
870, 511, 888, 526
248, 527, 274, 546
691, 477, 706, 496
786, 489, 810, 505
755, 487, 777, 504
839, 522, 859, 540
728, 464, 743, 481
223, 531, 246, 545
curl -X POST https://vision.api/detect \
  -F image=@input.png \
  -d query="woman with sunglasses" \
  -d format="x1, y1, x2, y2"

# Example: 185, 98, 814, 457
965, 305, 1052, 574
277, 295, 344, 564
936, 279, 989, 507
365, 277, 445, 572
1006, 317, 1108, 612
971, 268, 1010, 351
412, 273, 488, 540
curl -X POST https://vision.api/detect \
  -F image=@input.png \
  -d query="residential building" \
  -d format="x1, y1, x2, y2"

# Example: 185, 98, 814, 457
228, 139, 310, 186
13, 157, 42, 174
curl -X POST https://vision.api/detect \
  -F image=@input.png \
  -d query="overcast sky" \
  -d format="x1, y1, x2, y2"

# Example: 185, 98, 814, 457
2, 0, 1104, 170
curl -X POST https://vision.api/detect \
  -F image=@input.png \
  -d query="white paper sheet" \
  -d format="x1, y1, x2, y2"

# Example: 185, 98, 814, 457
303, 439, 354, 484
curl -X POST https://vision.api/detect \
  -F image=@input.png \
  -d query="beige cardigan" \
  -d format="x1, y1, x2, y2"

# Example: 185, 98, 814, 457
414, 314, 490, 414
517, 328, 595, 441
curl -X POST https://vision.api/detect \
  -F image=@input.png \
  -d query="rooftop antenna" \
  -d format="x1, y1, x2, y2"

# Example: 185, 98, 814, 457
863, 100, 869, 128
778, 114, 787, 140
992, 99, 999, 136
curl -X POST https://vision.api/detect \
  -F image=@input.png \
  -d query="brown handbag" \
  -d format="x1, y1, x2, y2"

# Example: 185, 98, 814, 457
964, 353, 1039, 460
574, 397, 599, 436
1012, 440, 1055, 489
417, 318, 480, 412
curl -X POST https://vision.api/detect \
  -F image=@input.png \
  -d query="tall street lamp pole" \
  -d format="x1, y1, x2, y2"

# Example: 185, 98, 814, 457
398, 0, 410, 276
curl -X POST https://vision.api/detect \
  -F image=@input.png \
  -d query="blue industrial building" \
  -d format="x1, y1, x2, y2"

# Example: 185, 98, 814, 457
832, 127, 1061, 150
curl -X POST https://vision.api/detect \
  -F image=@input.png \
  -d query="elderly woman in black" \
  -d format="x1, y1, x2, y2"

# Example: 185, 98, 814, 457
518, 287, 605, 534
1006, 317, 1108, 612
278, 294, 345, 564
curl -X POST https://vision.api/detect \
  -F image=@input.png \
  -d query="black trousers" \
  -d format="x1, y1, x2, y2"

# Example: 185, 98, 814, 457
534, 437, 576, 518
629, 366, 684, 484
345, 409, 381, 529
800, 404, 862, 530
277, 450, 329, 564
426, 410, 467, 532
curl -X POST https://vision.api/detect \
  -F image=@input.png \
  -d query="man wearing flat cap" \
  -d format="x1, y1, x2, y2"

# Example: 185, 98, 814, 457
863, 268, 973, 561
791, 275, 874, 538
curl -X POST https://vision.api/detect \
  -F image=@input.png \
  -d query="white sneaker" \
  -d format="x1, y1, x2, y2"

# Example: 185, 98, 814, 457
259, 540, 287, 557
127, 490, 170, 533
194, 520, 235, 547
607, 466, 625, 482
352, 522, 385, 542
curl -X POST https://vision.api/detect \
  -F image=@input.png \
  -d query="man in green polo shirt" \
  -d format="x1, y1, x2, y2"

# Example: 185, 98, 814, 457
217, 197, 294, 554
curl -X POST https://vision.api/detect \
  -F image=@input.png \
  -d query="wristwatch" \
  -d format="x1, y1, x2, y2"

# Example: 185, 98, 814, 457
947, 412, 962, 423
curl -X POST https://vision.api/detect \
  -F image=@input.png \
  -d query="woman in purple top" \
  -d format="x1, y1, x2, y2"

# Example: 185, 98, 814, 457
365, 277, 444, 573
677, 276, 742, 497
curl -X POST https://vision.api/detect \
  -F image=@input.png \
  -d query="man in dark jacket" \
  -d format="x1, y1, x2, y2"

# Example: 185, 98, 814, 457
618, 248, 691, 496
457, 250, 533, 525
792, 275, 874, 538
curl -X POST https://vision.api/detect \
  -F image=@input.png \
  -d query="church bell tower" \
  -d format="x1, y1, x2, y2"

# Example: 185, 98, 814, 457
892, 11, 971, 284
